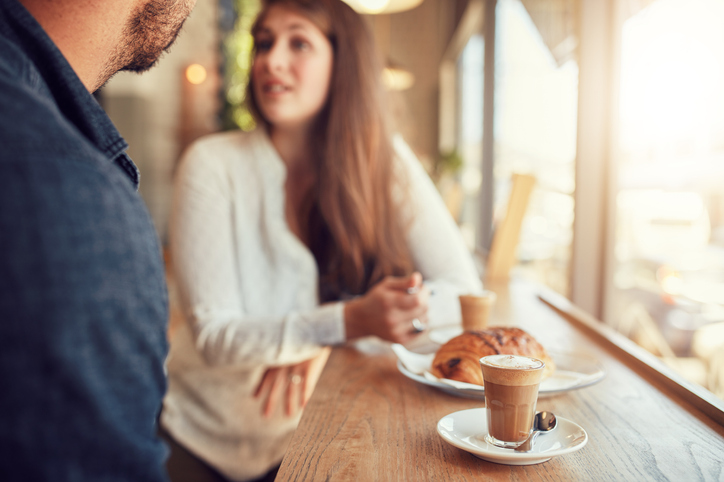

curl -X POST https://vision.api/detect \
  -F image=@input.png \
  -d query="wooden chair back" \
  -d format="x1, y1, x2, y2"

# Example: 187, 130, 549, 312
485, 173, 536, 281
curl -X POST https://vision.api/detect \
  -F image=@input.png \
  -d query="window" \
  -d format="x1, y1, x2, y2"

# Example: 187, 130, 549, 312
608, 0, 724, 397
493, 0, 578, 295
449, 0, 579, 295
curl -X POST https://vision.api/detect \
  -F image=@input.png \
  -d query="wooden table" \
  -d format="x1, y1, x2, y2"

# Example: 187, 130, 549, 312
276, 279, 724, 481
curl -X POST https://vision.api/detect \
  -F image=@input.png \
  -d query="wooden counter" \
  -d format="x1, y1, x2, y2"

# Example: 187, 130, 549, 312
276, 279, 724, 481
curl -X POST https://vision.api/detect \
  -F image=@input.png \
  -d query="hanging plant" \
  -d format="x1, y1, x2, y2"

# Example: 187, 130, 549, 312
221, 0, 261, 131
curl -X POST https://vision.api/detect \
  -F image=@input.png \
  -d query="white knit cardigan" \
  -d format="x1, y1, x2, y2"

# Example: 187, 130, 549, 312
161, 128, 483, 481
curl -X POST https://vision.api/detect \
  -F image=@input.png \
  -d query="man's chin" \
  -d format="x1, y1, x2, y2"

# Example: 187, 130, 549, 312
122, 29, 182, 74
121, 57, 162, 74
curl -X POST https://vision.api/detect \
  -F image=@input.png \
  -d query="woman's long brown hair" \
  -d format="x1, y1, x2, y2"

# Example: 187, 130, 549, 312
246, 0, 414, 299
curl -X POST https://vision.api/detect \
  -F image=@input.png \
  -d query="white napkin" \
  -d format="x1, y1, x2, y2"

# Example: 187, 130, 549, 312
423, 371, 485, 390
391, 343, 485, 391
391, 343, 434, 374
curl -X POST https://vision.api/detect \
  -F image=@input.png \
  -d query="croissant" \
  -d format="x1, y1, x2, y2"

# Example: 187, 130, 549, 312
431, 327, 555, 386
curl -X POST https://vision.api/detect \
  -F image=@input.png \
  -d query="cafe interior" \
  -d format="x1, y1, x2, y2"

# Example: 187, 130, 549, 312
99, 0, 724, 478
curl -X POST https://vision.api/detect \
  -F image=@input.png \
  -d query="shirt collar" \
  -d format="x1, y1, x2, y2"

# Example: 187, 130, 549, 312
0, 0, 135, 183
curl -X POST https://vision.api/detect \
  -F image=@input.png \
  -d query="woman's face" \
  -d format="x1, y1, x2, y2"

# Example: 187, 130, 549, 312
251, 6, 334, 131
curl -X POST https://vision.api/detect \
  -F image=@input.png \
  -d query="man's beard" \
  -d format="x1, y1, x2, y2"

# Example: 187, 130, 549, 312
121, 0, 192, 73
98, 0, 193, 87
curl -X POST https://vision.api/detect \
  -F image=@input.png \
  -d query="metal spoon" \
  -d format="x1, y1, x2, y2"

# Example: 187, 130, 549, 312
515, 411, 557, 452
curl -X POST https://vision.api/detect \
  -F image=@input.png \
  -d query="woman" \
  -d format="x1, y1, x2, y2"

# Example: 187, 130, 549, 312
161, 0, 483, 480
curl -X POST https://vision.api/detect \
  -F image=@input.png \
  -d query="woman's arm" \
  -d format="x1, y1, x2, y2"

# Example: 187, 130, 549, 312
393, 136, 484, 327
170, 137, 343, 368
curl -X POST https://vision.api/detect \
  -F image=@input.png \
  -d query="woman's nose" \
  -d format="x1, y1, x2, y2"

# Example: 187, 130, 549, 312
265, 43, 287, 72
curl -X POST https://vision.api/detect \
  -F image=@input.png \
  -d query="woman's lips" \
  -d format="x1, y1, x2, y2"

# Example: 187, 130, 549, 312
261, 82, 290, 94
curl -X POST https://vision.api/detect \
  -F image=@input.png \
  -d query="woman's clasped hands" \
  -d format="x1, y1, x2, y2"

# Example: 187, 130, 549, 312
254, 346, 332, 419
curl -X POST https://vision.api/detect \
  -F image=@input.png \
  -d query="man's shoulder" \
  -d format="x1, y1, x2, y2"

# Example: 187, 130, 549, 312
0, 33, 50, 108
0, 34, 31, 81
0, 66, 111, 181
0, 57, 75, 161
0, 66, 141, 228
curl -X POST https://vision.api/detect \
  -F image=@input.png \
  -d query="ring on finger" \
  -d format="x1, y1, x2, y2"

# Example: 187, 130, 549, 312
411, 318, 426, 333
289, 374, 302, 385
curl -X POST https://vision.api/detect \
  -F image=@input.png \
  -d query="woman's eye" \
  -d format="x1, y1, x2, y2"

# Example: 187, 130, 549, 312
291, 39, 310, 51
256, 39, 273, 52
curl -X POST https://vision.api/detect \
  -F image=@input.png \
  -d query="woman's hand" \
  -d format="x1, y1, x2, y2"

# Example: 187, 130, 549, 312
253, 347, 332, 418
344, 272, 430, 344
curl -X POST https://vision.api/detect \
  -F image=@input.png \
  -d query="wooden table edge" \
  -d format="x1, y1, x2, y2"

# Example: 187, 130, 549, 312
537, 288, 724, 427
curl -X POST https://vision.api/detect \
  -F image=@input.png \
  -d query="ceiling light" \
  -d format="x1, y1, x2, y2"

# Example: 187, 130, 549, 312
185, 64, 207, 85
343, 0, 424, 14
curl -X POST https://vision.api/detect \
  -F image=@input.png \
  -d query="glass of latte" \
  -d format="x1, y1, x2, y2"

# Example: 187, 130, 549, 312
479, 354, 545, 448
459, 291, 497, 331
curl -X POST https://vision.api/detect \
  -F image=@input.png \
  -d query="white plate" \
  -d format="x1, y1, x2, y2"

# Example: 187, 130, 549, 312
392, 345, 605, 400
437, 409, 588, 465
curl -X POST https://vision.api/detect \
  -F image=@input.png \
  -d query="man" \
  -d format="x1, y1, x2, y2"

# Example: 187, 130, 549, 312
0, 0, 196, 480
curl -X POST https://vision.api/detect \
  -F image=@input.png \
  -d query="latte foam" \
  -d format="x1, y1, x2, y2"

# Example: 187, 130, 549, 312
481, 354, 543, 369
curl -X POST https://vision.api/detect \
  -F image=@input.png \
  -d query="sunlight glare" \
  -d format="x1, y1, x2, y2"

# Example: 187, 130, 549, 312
619, 0, 724, 148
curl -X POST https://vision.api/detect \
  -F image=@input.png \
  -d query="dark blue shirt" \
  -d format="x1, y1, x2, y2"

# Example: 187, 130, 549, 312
0, 2, 169, 480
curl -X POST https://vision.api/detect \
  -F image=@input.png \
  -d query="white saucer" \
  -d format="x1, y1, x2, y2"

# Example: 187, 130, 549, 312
437, 409, 588, 465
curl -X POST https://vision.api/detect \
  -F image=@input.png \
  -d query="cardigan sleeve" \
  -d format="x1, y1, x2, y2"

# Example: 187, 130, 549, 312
393, 136, 484, 327
170, 138, 345, 368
